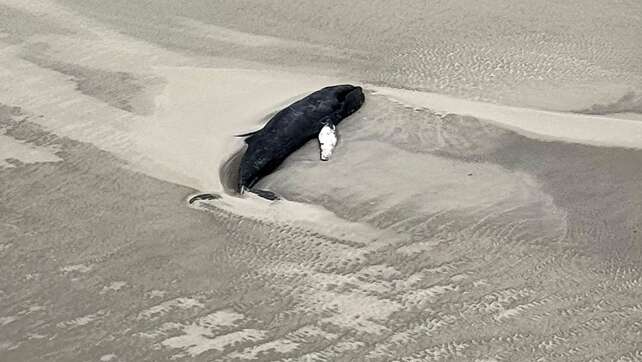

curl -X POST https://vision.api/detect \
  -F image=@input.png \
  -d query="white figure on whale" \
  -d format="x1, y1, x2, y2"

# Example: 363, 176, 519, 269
318, 123, 337, 161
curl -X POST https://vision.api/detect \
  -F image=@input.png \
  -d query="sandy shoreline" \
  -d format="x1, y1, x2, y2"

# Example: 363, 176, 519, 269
1, 0, 641, 361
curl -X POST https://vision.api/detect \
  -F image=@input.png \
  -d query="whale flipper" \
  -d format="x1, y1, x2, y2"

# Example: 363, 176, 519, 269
249, 189, 280, 201
318, 123, 337, 161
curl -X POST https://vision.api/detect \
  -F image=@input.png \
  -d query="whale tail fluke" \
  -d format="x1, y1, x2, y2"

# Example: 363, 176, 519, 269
188, 193, 221, 204
339, 86, 365, 117
250, 189, 280, 201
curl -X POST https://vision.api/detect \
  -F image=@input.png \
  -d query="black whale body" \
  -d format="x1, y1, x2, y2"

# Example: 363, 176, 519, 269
237, 84, 365, 192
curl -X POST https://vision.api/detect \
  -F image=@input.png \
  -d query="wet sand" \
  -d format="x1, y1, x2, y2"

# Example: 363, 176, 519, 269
1, 1, 641, 361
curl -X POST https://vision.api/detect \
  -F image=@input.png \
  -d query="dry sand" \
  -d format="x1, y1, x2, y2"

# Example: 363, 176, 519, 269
1, 0, 641, 361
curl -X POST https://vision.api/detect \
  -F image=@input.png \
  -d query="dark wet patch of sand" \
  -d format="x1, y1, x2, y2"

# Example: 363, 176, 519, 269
22, 52, 165, 115
488, 136, 642, 262
575, 91, 642, 117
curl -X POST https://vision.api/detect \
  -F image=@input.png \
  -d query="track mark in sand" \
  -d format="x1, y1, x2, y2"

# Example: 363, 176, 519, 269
137, 297, 203, 320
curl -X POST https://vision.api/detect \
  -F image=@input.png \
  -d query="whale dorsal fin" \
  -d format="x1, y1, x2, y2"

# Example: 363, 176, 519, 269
235, 129, 262, 144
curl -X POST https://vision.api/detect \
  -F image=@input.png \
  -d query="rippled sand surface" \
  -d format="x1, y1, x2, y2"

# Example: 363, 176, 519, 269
1, 1, 641, 361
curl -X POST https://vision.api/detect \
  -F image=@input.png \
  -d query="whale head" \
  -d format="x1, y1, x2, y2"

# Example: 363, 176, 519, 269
318, 85, 365, 124
337, 86, 365, 120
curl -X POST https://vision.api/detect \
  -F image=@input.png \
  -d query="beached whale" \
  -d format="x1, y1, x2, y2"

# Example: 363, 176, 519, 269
236, 84, 364, 193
